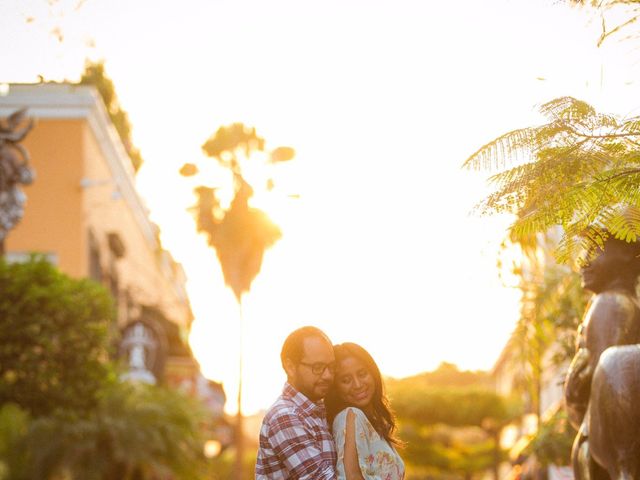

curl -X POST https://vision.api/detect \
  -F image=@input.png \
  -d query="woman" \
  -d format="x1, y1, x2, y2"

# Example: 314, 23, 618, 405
325, 342, 404, 480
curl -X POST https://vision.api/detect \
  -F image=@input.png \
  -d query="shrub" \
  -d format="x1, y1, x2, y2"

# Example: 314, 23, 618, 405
0, 256, 114, 416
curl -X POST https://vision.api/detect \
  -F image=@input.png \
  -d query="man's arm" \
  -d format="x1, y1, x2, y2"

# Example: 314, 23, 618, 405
268, 410, 336, 480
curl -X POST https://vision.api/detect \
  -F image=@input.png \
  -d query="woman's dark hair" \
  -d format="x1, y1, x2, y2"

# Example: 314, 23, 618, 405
325, 342, 401, 446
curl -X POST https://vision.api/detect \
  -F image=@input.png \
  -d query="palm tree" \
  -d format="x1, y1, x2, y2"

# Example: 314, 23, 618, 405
181, 123, 294, 480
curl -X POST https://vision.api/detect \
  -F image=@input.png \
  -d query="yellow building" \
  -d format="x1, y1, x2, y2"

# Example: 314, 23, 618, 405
0, 83, 199, 388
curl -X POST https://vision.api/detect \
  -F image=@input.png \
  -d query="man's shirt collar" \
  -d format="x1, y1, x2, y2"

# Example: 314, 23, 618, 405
283, 382, 326, 418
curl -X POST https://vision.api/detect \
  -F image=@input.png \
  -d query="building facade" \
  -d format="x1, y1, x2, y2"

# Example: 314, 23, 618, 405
0, 83, 211, 395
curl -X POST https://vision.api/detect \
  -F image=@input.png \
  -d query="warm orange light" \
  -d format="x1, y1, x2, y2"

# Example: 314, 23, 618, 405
3, 0, 625, 418
204, 439, 222, 459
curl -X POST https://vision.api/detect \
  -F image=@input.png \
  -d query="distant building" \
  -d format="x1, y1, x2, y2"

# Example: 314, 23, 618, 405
0, 83, 219, 405
491, 232, 574, 480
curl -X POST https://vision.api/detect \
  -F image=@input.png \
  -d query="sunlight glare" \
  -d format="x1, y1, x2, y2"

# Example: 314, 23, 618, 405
1, 0, 627, 416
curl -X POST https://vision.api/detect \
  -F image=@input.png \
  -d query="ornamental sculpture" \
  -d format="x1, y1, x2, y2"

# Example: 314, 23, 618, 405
0, 108, 34, 251
564, 236, 640, 480
120, 321, 159, 385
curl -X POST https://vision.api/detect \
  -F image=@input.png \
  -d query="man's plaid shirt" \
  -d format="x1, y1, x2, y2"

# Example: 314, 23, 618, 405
256, 383, 337, 479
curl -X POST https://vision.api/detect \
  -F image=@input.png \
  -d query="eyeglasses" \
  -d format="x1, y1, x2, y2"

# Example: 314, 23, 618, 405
299, 361, 336, 376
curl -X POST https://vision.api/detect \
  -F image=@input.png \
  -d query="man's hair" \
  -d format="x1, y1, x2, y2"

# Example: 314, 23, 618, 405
280, 326, 331, 368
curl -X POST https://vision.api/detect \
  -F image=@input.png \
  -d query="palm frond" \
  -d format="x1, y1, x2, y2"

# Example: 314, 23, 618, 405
619, 117, 640, 135
463, 126, 539, 171
465, 96, 640, 263
539, 97, 595, 122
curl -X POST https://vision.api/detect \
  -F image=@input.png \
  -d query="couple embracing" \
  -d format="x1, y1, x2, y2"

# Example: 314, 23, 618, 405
255, 326, 405, 480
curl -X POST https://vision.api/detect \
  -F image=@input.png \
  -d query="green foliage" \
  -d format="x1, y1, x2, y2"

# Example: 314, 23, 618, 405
27, 382, 207, 480
390, 384, 520, 428
517, 265, 587, 372
389, 362, 494, 389
499, 238, 588, 417
399, 423, 503, 480
448, 439, 499, 479
205, 448, 256, 480
399, 424, 452, 472
79, 60, 144, 172
524, 409, 576, 467
0, 258, 210, 480
0, 256, 114, 416
0, 404, 30, 480
388, 364, 520, 480
0, 383, 209, 480
388, 364, 520, 428
464, 96, 640, 264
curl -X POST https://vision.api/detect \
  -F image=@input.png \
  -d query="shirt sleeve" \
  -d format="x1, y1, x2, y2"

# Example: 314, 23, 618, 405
268, 409, 337, 480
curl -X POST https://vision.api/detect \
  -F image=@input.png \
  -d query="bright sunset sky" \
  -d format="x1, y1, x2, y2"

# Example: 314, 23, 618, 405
2, 0, 639, 415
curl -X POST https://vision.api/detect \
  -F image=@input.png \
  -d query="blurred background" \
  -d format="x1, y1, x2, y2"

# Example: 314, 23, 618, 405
1, 0, 639, 479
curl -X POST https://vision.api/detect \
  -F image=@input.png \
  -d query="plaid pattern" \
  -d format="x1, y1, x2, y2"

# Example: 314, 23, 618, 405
256, 383, 337, 479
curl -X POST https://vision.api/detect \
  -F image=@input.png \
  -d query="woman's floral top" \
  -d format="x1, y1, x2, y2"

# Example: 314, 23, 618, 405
333, 407, 405, 480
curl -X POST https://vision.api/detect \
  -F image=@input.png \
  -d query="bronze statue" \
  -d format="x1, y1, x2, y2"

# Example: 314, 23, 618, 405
0, 108, 34, 252
564, 236, 640, 480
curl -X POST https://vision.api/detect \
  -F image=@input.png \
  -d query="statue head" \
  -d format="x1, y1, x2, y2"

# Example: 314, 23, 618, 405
580, 236, 640, 294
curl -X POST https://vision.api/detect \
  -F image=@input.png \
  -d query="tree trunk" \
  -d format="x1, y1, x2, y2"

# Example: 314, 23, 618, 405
233, 302, 245, 480
492, 429, 501, 480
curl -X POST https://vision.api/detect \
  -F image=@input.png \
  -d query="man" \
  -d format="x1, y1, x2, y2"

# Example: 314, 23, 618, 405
256, 326, 337, 479
564, 236, 640, 480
